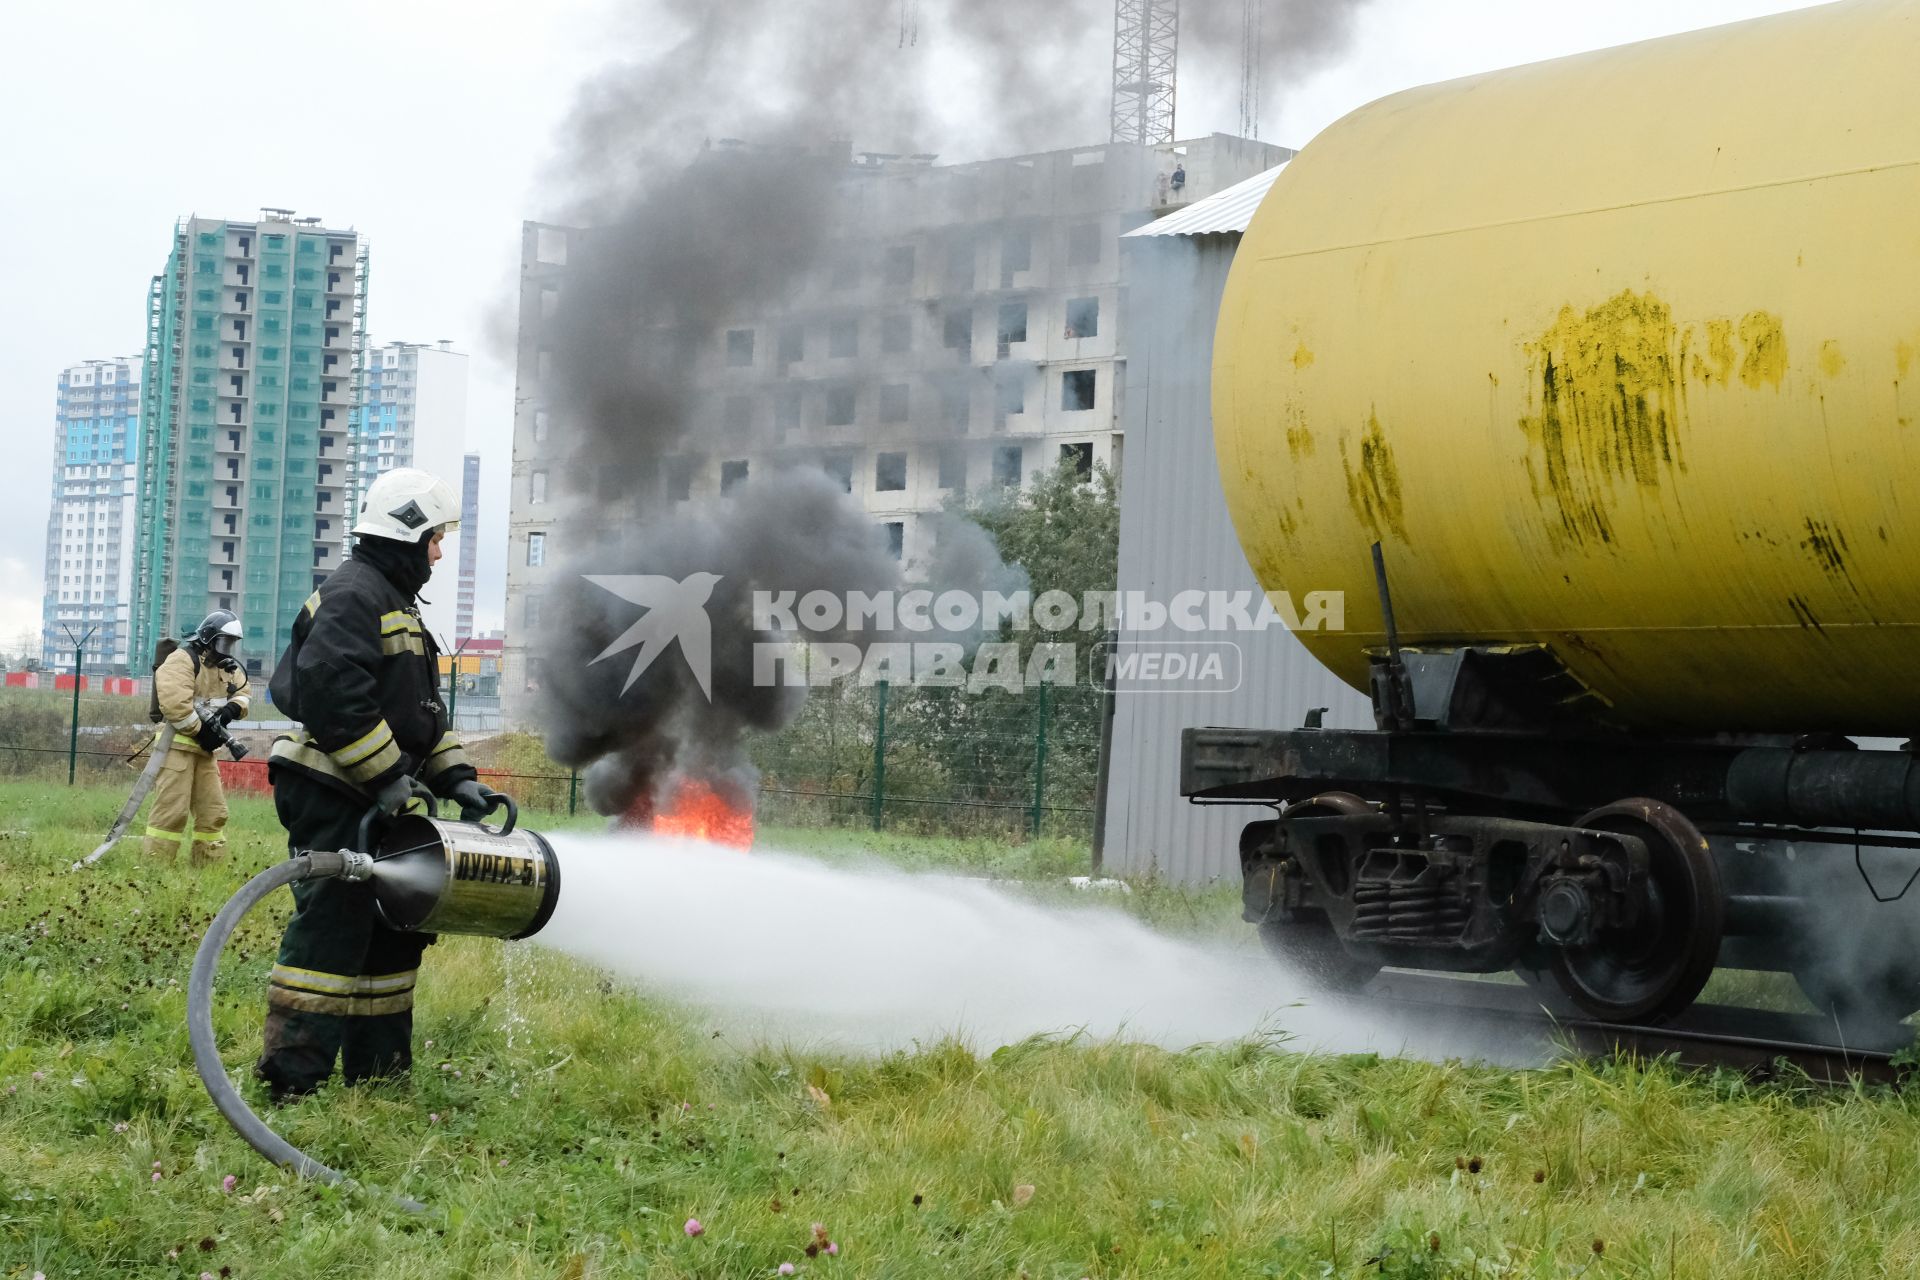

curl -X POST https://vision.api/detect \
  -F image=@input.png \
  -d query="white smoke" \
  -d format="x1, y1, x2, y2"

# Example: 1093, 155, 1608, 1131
537, 830, 1546, 1062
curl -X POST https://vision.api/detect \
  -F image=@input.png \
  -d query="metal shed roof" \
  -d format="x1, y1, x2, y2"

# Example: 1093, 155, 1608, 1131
1124, 162, 1287, 239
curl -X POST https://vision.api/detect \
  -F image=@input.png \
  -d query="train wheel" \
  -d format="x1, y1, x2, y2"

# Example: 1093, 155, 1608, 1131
1549, 799, 1723, 1024
1257, 792, 1379, 994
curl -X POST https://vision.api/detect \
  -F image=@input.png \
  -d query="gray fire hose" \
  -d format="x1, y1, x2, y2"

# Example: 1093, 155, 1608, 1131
186, 848, 428, 1215
188, 789, 557, 1215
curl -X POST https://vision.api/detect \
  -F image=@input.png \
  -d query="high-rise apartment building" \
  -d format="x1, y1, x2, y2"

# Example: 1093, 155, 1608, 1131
357, 339, 471, 641
456, 452, 481, 645
41, 357, 143, 672
501, 133, 1290, 723
132, 211, 368, 677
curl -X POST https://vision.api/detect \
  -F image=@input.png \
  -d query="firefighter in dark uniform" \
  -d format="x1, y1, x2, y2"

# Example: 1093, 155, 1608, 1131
255, 467, 504, 1099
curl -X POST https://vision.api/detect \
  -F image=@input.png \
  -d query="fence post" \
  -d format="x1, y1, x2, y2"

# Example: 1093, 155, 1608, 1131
869, 679, 888, 831
568, 767, 579, 816
1029, 680, 1050, 838
68, 643, 83, 786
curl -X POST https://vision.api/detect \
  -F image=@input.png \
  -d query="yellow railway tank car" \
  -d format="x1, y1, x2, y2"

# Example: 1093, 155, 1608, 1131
1185, 0, 1920, 1028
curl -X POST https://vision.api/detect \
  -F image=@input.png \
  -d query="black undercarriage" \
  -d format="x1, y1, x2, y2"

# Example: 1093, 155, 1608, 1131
1183, 641, 1920, 1028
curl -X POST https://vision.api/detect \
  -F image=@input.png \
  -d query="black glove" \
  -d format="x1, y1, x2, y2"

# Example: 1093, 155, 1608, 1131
194, 718, 225, 753
372, 773, 419, 816
215, 702, 243, 726
446, 778, 496, 823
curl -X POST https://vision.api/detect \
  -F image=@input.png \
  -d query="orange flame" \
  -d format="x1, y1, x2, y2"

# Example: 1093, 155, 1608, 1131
643, 778, 755, 849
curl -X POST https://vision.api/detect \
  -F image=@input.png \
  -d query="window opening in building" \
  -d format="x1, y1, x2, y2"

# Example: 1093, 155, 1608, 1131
995, 373, 1025, 417
938, 445, 967, 490
666, 457, 695, 502
993, 445, 1023, 488
823, 453, 854, 492
527, 531, 546, 566
879, 384, 910, 423
777, 324, 804, 369
1062, 369, 1097, 411
884, 521, 905, 560
943, 308, 973, 352
1002, 228, 1031, 278
997, 302, 1028, 355
530, 470, 548, 504
881, 313, 912, 354
829, 318, 858, 358
826, 384, 857, 427
721, 459, 749, 493
775, 388, 802, 433
875, 451, 908, 491
1061, 441, 1094, 478
1065, 295, 1100, 338
725, 329, 755, 367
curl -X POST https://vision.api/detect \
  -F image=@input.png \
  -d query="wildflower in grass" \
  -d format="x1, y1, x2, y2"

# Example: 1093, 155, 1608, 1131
1468, 1156, 1483, 1174
430, 1112, 442, 1124
779, 1265, 796, 1276
1592, 1239, 1606, 1255
222, 1175, 237, 1194
152, 1172, 162, 1183
32, 1071, 44, 1082
1012, 1184, 1036, 1207
114, 1122, 129, 1134
825, 1242, 839, 1256
685, 1217, 704, 1237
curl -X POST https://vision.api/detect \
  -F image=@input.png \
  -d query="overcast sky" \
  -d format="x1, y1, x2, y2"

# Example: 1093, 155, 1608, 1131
0, 0, 1815, 653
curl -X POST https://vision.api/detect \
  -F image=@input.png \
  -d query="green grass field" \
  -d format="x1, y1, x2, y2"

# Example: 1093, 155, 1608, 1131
4, 779, 1920, 1278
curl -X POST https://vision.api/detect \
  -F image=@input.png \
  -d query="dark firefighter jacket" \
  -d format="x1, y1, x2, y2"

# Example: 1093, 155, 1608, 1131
267, 545, 476, 799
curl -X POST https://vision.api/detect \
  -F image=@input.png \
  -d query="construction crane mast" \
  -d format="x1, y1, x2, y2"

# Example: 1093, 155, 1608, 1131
1110, 0, 1179, 145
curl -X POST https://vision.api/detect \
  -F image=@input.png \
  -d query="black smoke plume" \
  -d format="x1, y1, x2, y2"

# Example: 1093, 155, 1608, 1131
531, 0, 1375, 816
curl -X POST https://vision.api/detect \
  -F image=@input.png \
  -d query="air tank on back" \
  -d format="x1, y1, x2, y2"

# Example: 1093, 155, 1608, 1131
1213, 0, 1920, 736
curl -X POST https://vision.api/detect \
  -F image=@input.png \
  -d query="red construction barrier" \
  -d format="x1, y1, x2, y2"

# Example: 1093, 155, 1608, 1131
104, 677, 138, 696
3, 672, 31, 688
53, 675, 88, 692
218, 757, 274, 795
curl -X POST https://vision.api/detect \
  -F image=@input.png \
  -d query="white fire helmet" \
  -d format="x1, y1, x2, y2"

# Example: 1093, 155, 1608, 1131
351, 468, 461, 543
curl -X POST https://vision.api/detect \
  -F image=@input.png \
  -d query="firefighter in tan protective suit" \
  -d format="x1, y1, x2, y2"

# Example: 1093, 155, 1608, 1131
145, 611, 251, 863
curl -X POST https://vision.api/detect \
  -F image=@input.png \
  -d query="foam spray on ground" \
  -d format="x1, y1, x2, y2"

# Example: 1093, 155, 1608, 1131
535, 832, 1544, 1066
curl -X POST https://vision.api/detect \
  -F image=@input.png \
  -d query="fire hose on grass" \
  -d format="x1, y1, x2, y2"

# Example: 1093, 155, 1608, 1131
187, 788, 561, 1212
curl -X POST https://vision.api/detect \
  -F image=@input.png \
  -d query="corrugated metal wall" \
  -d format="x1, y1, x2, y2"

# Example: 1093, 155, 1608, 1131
1103, 234, 1372, 884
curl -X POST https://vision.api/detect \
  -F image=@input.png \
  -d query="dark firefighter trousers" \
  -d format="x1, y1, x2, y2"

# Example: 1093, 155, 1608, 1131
254, 771, 434, 1094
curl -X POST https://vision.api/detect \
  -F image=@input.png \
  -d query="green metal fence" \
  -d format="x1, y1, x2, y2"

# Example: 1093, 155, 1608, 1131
0, 674, 1107, 842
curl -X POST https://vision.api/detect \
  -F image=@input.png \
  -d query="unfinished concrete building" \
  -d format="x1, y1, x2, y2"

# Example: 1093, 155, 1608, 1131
502, 133, 1291, 724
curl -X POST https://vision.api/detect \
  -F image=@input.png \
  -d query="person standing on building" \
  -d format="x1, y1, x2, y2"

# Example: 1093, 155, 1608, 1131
253, 468, 503, 1100
145, 611, 250, 863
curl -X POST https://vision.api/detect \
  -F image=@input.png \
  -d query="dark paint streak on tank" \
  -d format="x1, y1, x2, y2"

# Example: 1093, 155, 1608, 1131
1341, 412, 1406, 541
1800, 519, 1850, 577
1786, 595, 1823, 630
1518, 290, 1690, 550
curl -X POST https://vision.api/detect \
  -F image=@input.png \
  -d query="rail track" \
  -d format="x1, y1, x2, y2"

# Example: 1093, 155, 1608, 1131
1349, 972, 1911, 1086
